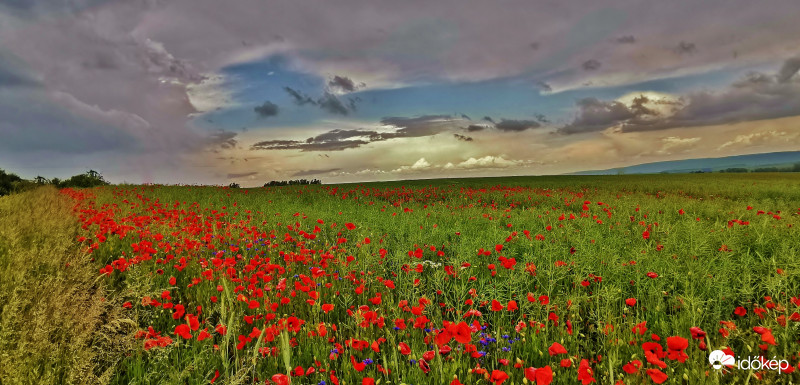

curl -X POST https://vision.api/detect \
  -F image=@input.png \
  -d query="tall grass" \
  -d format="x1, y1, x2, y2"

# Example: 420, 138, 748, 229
0, 187, 134, 385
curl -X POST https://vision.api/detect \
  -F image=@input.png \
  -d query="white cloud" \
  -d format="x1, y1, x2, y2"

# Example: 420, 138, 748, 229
445, 155, 520, 169
717, 130, 799, 150
186, 74, 236, 112
392, 157, 433, 173
655, 136, 701, 155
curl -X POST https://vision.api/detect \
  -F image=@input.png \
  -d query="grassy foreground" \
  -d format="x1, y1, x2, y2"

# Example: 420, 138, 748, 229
0, 187, 133, 384
2, 174, 800, 384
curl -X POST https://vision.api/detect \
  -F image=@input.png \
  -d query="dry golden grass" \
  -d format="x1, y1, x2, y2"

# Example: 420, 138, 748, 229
0, 187, 134, 385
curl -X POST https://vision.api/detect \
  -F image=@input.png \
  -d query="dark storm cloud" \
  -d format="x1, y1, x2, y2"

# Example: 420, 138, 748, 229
534, 113, 550, 123
453, 134, 473, 141
252, 115, 460, 151
251, 139, 368, 151
534, 81, 552, 92
0, 90, 140, 153
347, 97, 360, 112
309, 129, 371, 142
284, 87, 317, 106
0, 69, 38, 88
494, 119, 541, 132
582, 59, 602, 71
0, 59, 40, 88
464, 124, 488, 132
227, 171, 258, 178
777, 57, 800, 83
676, 41, 697, 54
328, 75, 357, 92
380, 115, 454, 136
252, 128, 381, 151
283, 87, 357, 115
616, 35, 636, 44
559, 97, 647, 134
291, 168, 341, 177
318, 92, 350, 115
80, 51, 119, 70
254, 101, 279, 117
560, 57, 800, 134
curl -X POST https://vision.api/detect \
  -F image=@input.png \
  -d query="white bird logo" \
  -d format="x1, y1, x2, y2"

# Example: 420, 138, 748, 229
709, 350, 736, 369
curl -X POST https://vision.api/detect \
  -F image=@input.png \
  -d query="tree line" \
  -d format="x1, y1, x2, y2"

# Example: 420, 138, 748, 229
719, 162, 800, 173
0, 169, 109, 196
263, 179, 322, 187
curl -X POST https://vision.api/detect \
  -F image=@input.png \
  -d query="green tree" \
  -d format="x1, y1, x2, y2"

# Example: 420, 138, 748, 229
0, 169, 23, 196
59, 170, 110, 188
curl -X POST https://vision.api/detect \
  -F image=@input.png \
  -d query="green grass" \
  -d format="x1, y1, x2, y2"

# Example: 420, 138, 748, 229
0, 187, 134, 385
3, 173, 800, 384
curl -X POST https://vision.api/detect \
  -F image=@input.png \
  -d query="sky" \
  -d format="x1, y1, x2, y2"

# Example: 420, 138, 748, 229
1, 0, 800, 185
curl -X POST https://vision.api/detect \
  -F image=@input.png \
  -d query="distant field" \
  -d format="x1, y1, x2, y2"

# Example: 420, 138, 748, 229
2, 173, 800, 384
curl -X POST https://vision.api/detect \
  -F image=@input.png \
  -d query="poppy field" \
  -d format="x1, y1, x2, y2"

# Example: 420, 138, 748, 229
4, 173, 800, 385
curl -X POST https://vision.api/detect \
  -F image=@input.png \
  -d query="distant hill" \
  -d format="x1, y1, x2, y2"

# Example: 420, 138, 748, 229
570, 151, 800, 175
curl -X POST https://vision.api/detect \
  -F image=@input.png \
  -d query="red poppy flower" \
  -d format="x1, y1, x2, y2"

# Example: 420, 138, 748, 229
447, 321, 472, 344
419, 359, 431, 374
689, 326, 706, 339
491, 300, 504, 312
215, 324, 227, 335
622, 360, 642, 374
174, 324, 192, 339
645, 350, 667, 369
398, 342, 411, 355
577, 359, 596, 384
548, 342, 568, 356
271, 374, 290, 385
666, 336, 689, 362
197, 328, 211, 341
625, 298, 637, 306
632, 321, 647, 335
350, 356, 366, 372
507, 300, 518, 311
753, 326, 776, 345
524, 366, 553, 385
489, 370, 509, 385
435, 330, 452, 346
646, 369, 668, 384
